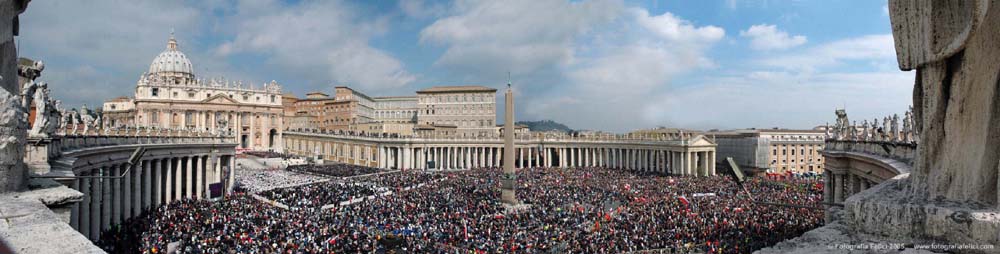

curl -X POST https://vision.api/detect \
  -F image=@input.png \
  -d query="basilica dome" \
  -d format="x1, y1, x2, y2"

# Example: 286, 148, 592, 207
148, 34, 194, 78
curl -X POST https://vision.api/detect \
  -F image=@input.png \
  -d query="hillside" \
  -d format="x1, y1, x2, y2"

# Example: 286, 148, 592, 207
516, 120, 572, 132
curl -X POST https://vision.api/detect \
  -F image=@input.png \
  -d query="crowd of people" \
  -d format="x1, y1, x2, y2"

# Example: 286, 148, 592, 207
234, 167, 329, 193
286, 163, 383, 178
242, 151, 295, 159
100, 166, 823, 253
258, 171, 443, 210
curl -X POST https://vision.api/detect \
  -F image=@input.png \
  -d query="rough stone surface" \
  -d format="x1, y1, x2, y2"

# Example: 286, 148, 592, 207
0, 188, 103, 254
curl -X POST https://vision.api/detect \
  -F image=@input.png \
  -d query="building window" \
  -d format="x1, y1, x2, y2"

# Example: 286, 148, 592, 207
188, 92, 195, 98
173, 91, 178, 97
151, 88, 159, 97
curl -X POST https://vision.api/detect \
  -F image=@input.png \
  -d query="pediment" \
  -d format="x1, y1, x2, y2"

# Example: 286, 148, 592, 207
688, 135, 716, 146
202, 94, 240, 104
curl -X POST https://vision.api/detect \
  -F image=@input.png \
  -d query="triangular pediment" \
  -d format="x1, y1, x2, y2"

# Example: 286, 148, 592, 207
202, 94, 240, 104
688, 135, 716, 146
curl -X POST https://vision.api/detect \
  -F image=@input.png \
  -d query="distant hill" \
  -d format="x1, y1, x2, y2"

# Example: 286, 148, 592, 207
517, 120, 572, 132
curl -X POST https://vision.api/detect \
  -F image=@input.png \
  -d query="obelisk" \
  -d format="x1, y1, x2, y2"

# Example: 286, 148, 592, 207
500, 78, 518, 204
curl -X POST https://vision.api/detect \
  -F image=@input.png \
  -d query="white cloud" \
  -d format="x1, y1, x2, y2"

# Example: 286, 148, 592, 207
524, 8, 726, 131
219, 1, 414, 92
634, 9, 725, 45
739, 24, 806, 51
760, 34, 895, 72
420, 0, 624, 77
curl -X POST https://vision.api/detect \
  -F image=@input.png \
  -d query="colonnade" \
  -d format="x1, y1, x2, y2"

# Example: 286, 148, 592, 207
824, 170, 875, 204
364, 146, 715, 176
374, 146, 714, 175
284, 132, 718, 175
68, 154, 235, 240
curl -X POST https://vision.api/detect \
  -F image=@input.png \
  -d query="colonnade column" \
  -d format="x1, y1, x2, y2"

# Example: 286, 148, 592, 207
143, 160, 152, 211
154, 159, 163, 207
79, 177, 91, 239
823, 171, 833, 205
89, 171, 100, 239
101, 166, 112, 232
833, 173, 845, 203
111, 164, 121, 226
195, 156, 203, 199
122, 163, 131, 221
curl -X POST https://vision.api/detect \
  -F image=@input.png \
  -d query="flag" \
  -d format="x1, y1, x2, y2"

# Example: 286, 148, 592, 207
677, 196, 690, 206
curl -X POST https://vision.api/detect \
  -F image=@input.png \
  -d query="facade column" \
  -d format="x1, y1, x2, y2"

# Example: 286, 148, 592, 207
154, 159, 163, 206
112, 164, 122, 226
102, 166, 112, 232
133, 160, 143, 216
186, 156, 194, 199
89, 174, 101, 240
707, 151, 715, 175
195, 156, 203, 199
79, 177, 91, 239
143, 160, 152, 210
527, 147, 533, 168
122, 163, 131, 221
174, 157, 183, 201
833, 173, 845, 203
824, 171, 833, 205
71, 179, 81, 231
678, 152, 686, 175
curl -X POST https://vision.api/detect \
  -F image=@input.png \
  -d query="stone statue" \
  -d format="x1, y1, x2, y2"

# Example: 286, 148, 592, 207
890, 114, 900, 142
861, 119, 870, 141
871, 118, 879, 141
834, 109, 849, 140
93, 115, 101, 134
824, 122, 831, 138
20, 79, 37, 109
902, 110, 912, 142
27, 82, 49, 138
80, 105, 94, 135
1, 0, 35, 192
69, 110, 79, 135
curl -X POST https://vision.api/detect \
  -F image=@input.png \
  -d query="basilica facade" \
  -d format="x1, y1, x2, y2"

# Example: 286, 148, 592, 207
103, 34, 284, 151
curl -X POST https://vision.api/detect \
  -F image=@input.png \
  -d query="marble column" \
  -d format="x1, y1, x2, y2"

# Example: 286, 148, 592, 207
79, 177, 91, 239
102, 167, 112, 232
709, 151, 716, 176
89, 174, 100, 240
824, 171, 833, 204
834, 173, 845, 203
71, 179, 81, 231
163, 158, 177, 201
848, 173, 857, 196
112, 164, 121, 226
143, 160, 151, 211
122, 163, 131, 221
174, 157, 184, 201
154, 159, 163, 206
194, 156, 203, 199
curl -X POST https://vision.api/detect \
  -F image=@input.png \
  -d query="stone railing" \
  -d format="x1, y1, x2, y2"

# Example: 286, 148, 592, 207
26, 133, 233, 175
289, 128, 697, 143
823, 139, 917, 166
286, 131, 706, 146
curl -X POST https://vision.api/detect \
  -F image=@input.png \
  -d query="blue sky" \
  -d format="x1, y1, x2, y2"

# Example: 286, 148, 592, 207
18, 0, 912, 132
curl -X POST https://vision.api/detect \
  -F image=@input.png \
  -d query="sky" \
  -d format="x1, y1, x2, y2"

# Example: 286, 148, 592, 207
17, 0, 913, 132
